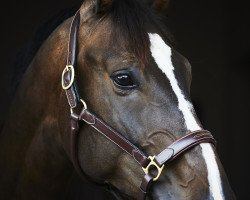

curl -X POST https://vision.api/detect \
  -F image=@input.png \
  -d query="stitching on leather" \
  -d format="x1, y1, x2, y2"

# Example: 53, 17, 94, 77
98, 119, 145, 158
132, 149, 142, 162
66, 90, 74, 107
88, 118, 146, 165
84, 111, 96, 124
156, 132, 207, 161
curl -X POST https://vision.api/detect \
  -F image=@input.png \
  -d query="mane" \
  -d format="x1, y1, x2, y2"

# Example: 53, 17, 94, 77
104, 0, 172, 65
10, 5, 79, 96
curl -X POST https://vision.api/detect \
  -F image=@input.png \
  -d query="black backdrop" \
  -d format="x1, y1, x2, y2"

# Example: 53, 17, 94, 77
0, 0, 249, 199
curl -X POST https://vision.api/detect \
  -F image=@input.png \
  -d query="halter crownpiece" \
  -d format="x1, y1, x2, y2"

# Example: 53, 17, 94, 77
62, 10, 216, 200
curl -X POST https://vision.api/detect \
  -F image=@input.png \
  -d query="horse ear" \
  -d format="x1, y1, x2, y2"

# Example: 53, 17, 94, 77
145, 0, 170, 13
80, 0, 112, 21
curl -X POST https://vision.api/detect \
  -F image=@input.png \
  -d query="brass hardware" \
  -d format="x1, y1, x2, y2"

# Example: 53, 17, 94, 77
62, 65, 75, 90
142, 156, 164, 181
70, 99, 88, 114
80, 99, 87, 110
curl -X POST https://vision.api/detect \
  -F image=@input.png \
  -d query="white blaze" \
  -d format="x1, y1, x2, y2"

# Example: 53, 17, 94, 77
148, 33, 224, 200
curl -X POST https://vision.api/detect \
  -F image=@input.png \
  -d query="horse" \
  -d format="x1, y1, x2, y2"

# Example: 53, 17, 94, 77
0, 0, 235, 199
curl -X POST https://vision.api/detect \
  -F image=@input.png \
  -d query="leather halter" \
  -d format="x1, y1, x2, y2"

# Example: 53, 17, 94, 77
62, 10, 216, 200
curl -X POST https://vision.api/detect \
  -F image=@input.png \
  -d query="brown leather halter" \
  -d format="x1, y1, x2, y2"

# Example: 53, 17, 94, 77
61, 10, 216, 200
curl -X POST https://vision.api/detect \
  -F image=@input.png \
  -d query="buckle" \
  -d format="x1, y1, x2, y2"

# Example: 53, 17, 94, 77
142, 156, 164, 181
70, 99, 88, 114
62, 65, 75, 90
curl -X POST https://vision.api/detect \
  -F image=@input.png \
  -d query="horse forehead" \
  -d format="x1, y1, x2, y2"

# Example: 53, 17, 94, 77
148, 33, 172, 67
147, 33, 190, 78
89, 48, 140, 69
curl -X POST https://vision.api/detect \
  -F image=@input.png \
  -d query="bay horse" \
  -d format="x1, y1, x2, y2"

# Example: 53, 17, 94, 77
0, 0, 235, 199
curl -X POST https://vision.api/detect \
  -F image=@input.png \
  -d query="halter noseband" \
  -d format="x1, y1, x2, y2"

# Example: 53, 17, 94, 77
61, 10, 216, 200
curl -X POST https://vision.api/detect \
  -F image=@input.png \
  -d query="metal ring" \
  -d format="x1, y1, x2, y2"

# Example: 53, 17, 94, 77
62, 65, 75, 90
142, 156, 165, 181
70, 99, 88, 114
80, 99, 87, 110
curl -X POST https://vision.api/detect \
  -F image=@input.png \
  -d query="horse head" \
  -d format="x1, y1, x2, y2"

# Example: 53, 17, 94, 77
56, 0, 235, 199
0, 0, 235, 199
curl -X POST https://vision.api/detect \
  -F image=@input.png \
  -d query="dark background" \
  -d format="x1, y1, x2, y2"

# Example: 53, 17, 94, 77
0, 0, 249, 199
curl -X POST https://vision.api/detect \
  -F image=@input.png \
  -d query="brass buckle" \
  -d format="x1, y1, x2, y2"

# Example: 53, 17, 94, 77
70, 99, 87, 114
62, 65, 75, 90
142, 156, 164, 181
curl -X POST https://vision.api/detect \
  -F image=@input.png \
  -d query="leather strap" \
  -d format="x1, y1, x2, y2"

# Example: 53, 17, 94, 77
139, 130, 215, 200
70, 113, 111, 187
62, 10, 81, 108
139, 174, 154, 200
79, 109, 150, 167
70, 113, 85, 179
155, 130, 215, 166
67, 10, 80, 66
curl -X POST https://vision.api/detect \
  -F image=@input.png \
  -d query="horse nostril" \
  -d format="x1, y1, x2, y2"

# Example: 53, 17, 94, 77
179, 174, 195, 188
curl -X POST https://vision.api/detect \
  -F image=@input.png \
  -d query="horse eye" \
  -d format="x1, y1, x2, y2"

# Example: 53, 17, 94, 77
111, 73, 136, 89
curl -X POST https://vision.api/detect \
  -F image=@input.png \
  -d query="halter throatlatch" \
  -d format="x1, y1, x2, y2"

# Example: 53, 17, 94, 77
62, 10, 216, 200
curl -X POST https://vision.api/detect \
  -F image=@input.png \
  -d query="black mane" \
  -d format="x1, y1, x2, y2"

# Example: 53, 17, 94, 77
105, 0, 171, 64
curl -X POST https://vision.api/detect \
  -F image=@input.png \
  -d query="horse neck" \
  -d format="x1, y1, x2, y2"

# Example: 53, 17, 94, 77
0, 19, 75, 199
